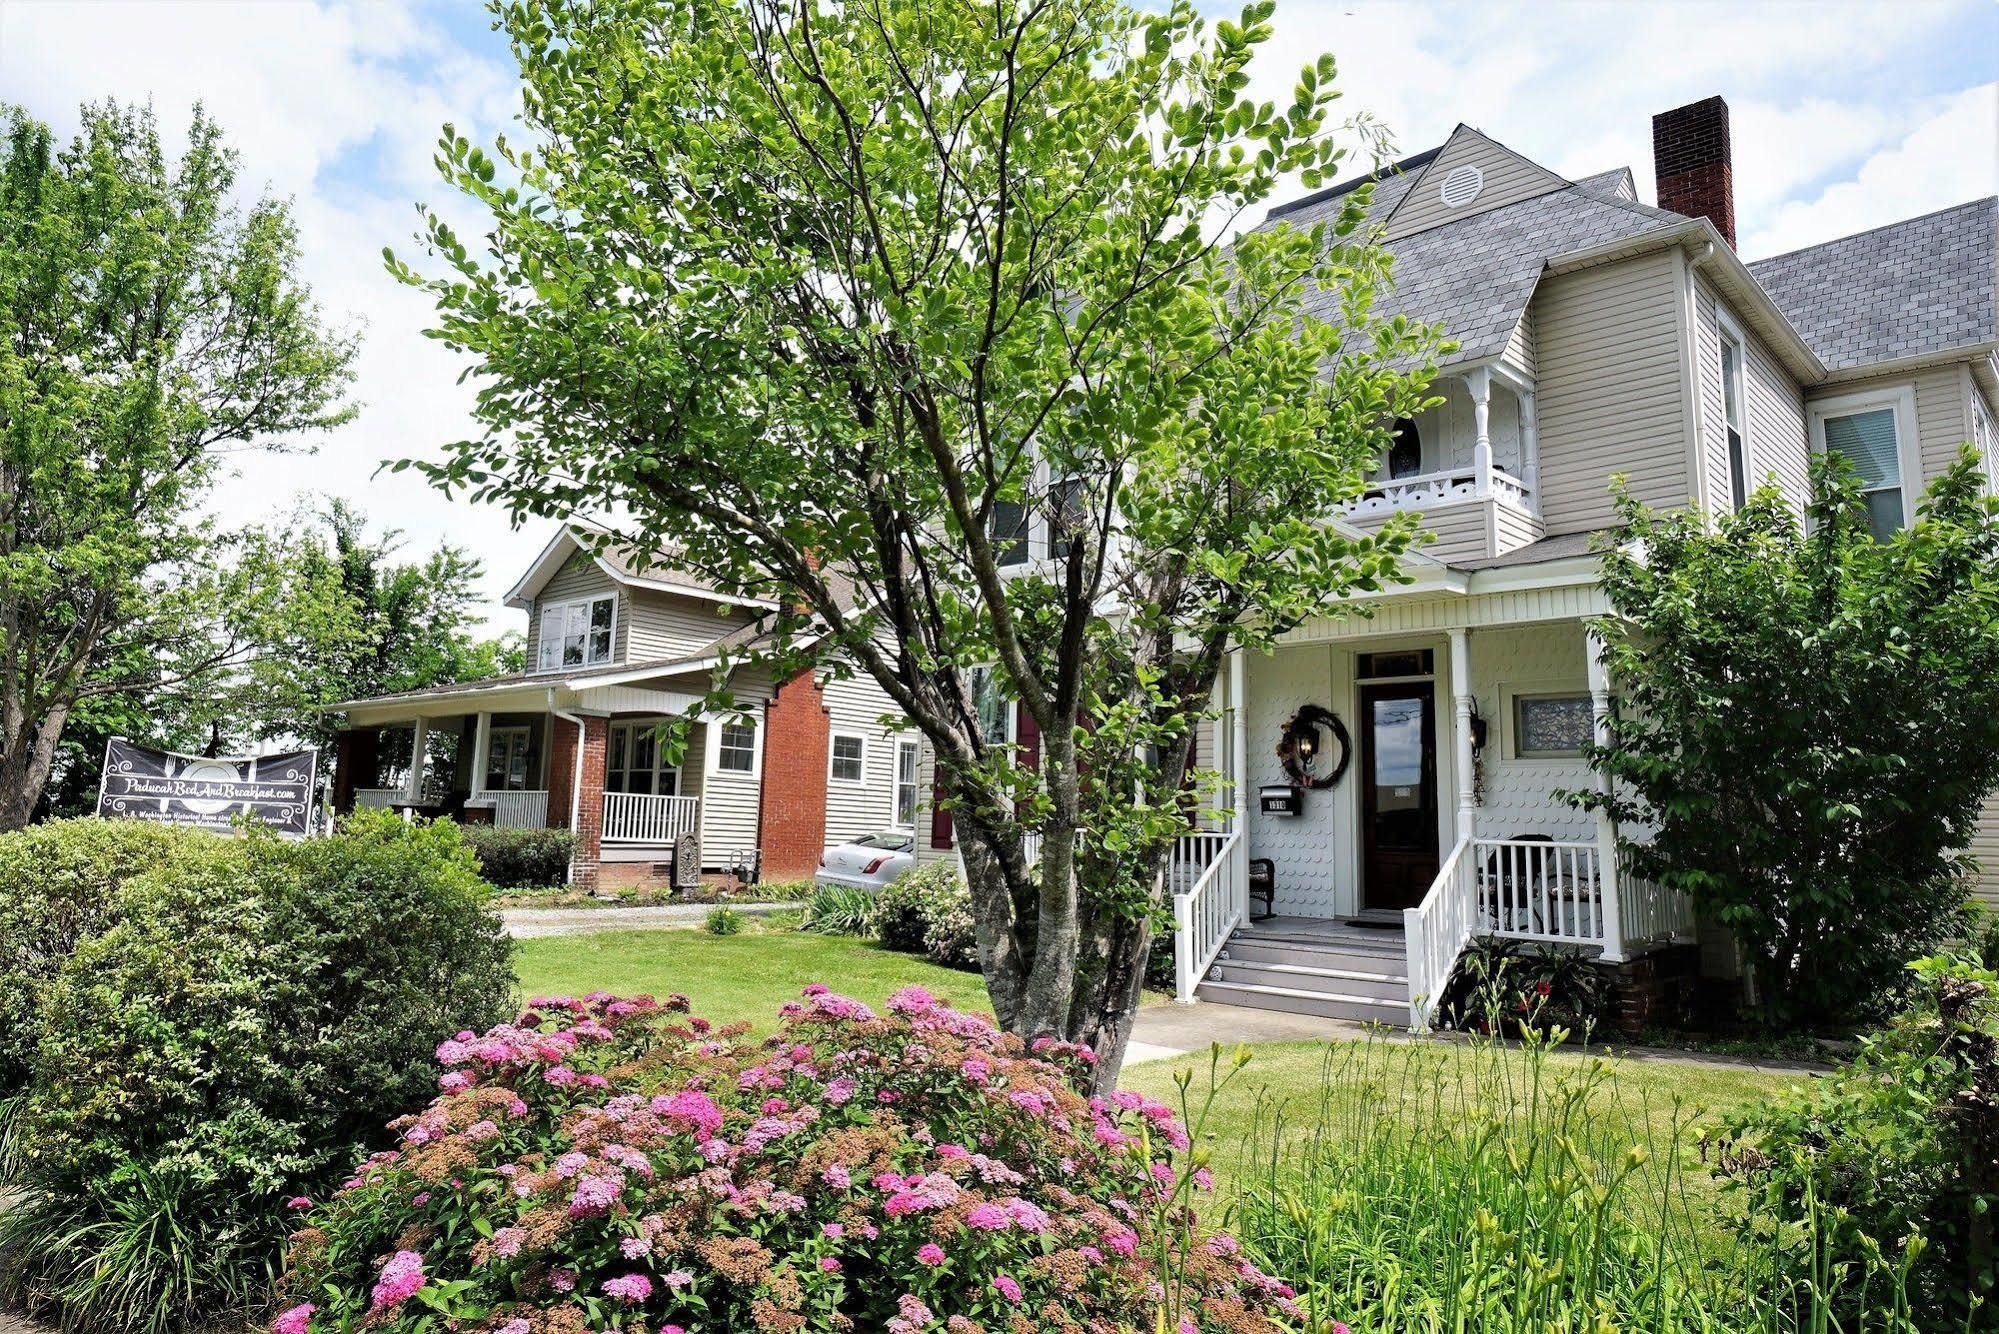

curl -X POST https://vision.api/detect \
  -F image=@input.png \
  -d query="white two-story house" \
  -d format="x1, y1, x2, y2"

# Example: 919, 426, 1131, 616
329, 526, 920, 889
914, 96, 1998, 1028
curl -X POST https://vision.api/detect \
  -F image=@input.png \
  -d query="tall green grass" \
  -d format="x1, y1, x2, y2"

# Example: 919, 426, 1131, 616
1212, 1024, 1923, 1332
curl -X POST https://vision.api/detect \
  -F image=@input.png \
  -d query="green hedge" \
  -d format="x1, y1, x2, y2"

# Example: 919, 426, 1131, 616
0, 811, 515, 1334
0, 819, 196, 1102
458, 823, 576, 888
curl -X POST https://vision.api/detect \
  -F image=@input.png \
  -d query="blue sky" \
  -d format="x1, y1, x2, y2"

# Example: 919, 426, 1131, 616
2, 0, 1993, 627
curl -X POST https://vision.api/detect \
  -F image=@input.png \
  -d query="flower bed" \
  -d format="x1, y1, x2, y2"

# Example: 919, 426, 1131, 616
275, 987, 1298, 1332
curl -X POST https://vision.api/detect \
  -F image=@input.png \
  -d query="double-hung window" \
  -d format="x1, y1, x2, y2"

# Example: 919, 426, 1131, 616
715, 719, 758, 775
1811, 386, 1917, 541
535, 594, 616, 672
1718, 323, 1750, 509
991, 496, 1029, 567
893, 739, 921, 828
829, 732, 867, 784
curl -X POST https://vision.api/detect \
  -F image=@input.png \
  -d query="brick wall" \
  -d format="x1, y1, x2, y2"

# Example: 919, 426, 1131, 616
757, 669, 830, 880
544, 715, 609, 891
1652, 96, 1735, 249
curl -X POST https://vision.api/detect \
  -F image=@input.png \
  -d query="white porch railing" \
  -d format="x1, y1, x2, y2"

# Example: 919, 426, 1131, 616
1172, 829, 1243, 1004
602, 792, 699, 845
1404, 835, 1478, 1029
478, 789, 549, 830
1619, 866, 1697, 945
1474, 838, 1608, 945
354, 789, 404, 809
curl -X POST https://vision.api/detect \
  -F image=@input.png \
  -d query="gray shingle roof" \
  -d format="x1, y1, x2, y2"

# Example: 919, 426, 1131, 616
1265, 165, 1687, 368
1747, 198, 1997, 371
1450, 528, 1607, 570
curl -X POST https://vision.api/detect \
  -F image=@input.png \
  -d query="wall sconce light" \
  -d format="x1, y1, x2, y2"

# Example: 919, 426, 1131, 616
1290, 719, 1320, 765
1469, 703, 1489, 753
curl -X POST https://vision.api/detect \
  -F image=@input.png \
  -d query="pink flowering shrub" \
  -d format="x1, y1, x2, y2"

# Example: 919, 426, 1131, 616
275, 987, 1297, 1332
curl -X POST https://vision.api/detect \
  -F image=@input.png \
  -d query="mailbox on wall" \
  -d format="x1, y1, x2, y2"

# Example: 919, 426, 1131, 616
1259, 784, 1303, 817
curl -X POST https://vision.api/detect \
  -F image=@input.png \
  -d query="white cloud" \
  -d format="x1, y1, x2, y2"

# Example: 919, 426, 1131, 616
1742, 83, 1998, 259
1, 0, 1991, 638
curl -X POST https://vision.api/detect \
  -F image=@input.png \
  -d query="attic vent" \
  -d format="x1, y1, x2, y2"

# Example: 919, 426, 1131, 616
1439, 164, 1484, 208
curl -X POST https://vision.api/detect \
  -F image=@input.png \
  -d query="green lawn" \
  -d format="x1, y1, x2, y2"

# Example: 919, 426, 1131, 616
514, 928, 994, 1033
519, 929, 1798, 1212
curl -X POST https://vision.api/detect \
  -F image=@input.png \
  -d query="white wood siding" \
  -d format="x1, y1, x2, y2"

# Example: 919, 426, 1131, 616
821, 667, 909, 845
1502, 310, 1538, 380
698, 670, 772, 868
1691, 276, 1809, 510
1533, 250, 1692, 534
625, 587, 744, 662
1492, 498, 1544, 555
1383, 128, 1567, 240
1969, 797, 1999, 911
1348, 500, 1491, 564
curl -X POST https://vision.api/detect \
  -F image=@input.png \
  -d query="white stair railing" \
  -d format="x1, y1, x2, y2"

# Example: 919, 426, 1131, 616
1403, 835, 1476, 1030
1166, 829, 1231, 894
353, 788, 403, 809
602, 792, 700, 845
1171, 828, 1242, 1004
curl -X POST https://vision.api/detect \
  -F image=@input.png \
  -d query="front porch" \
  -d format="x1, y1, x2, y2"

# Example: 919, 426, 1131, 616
329, 668, 765, 888
1169, 587, 1696, 1028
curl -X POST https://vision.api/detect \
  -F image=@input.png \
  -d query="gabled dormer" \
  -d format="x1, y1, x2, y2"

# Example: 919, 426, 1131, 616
506, 526, 779, 673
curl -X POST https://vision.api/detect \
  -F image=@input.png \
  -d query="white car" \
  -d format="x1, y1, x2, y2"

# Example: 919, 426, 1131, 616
815, 831, 916, 891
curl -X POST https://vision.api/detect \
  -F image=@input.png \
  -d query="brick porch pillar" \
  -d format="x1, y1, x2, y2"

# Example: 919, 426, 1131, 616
332, 728, 379, 815
756, 669, 830, 881
546, 715, 609, 891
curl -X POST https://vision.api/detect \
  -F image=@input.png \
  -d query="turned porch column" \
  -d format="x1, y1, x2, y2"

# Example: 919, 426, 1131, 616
1586, 628, 1628, 961
1520, 388, 1540, 501
1465, 367, 1494, 500
1447, 628, 1476, 843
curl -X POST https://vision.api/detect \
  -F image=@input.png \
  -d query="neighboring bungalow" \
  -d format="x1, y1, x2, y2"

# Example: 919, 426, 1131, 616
915, 96, 1998, 1027
328, 527, 918, 888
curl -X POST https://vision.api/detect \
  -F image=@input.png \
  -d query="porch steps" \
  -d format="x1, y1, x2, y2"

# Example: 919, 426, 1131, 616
1195, 925, 1410, 1023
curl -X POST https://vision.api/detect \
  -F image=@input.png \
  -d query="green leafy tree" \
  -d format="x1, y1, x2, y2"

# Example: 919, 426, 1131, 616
0, 102, 357, 828
1581, 451, 1999, 1025
396, 0, 1439, 1082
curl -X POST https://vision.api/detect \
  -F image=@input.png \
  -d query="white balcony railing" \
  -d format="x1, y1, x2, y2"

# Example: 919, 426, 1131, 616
602, 791, 699, 845
1341, 466, 1535, 519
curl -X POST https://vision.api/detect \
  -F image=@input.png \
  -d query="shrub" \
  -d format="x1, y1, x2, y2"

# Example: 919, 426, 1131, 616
458, 824, 576, 889
270, 988, 1300, 1332
866, 860, 978, 968
1708, 954, 1999, 1328
0, 818, 195, 1102
705, 905, 743, 935
802, 883, 875, 936
867, 861, 939, 952
1580, 453, 1999, 1024
919, 874, 979, 970
1443, 937, 1613, 1038
0, 810, 515, 1334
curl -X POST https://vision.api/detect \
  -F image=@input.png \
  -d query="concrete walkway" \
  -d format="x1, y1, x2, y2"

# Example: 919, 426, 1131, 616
1122, 1001, 1829, 1075
502, 901, 805, 939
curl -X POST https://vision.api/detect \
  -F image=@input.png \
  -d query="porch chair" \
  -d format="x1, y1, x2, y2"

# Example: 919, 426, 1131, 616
1248, 858, 1276, 921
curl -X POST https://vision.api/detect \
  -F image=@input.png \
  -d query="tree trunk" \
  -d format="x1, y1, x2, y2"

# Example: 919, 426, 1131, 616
0, 708, 67, 830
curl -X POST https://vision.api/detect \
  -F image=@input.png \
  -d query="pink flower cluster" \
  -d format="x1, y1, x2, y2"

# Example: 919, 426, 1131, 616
272, 987, 1302, 1333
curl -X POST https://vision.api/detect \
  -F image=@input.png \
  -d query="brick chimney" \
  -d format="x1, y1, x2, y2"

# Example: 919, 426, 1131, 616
1652, 96, 1735, 249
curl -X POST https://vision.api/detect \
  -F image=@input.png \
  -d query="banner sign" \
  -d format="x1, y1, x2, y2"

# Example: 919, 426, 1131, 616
96, 739, 319, 838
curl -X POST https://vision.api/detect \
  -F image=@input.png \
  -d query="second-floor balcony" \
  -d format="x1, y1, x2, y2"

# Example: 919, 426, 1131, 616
1339, 365, 1539, 524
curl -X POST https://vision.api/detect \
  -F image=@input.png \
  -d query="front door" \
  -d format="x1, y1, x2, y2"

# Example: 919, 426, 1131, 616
1360, 682, 1439, 911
